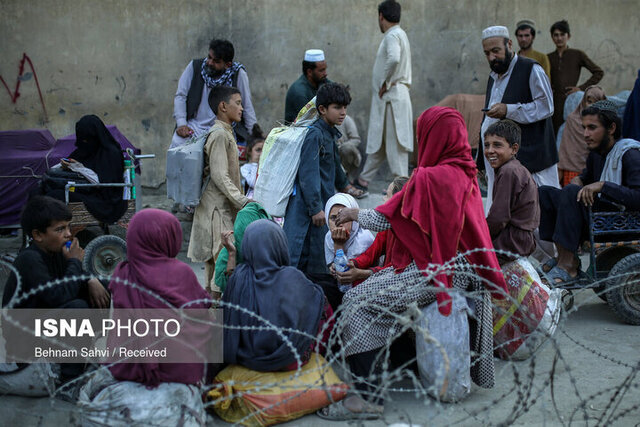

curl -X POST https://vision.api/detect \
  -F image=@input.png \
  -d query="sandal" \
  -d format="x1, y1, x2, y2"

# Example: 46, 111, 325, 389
346, 185, 368, 199
539, 258, 557, 274
316, 399, 382, 421
544, 266, 584, 286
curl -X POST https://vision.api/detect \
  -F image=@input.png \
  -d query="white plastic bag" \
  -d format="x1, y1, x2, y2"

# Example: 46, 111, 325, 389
415, 294, 471, 402
78, 368, 206, 426
166, 132, 209, 207
254, 98, 318, 217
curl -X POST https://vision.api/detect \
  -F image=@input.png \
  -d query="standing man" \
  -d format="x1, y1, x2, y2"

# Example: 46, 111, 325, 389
355, 0, 412, 192
171, 39, 257, 148
547, 20, 604, 133
481, 25, 558, 214
284, 49, 328, 124
515, 19, 551, 79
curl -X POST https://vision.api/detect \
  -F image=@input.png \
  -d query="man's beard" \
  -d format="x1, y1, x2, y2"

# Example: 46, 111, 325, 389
205, 65, 223, 78
519, 41, 532, 51
591, 133, 612, 155
490, 50, 513, 74
313, 76, 328, 87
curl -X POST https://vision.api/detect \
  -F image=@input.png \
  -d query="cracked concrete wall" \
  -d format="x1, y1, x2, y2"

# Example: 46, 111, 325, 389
2, 0, 638, 186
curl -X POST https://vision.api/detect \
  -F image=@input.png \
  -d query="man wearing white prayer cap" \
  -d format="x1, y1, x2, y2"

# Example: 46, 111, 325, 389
284, 49, 329, 124
480, 24, 559, 216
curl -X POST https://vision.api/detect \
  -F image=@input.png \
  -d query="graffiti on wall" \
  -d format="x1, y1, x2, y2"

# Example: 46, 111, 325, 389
0, 53, 48, 121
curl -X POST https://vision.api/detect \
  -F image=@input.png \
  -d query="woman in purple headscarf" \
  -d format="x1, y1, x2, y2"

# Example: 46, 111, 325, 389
108, 208, 211, 387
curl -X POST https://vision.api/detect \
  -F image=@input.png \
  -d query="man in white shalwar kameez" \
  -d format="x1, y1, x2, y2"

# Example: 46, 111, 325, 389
356, 0, 413, 191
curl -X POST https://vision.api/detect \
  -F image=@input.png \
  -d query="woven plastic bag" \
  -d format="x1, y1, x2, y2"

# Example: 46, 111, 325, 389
0, 362, 59, 397
253, 98, 318, 217
415, 294, 471, 402
78, 368, 206, 426
206, 353, 347, 426
493, 257, 562, 360
166, 131, 210, 207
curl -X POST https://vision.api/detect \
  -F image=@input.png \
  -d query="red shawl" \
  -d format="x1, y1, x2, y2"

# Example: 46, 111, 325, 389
376, 107, 507, 315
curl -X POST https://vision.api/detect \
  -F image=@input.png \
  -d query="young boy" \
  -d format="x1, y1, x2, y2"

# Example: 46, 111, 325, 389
484, 120, 540, 264
2, 196, 110, 309
284, 82, 357, 278
187, 86, 249, 298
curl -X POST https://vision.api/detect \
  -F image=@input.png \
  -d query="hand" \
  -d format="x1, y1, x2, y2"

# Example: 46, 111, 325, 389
331, 227, 350, 245
60, 158, 77, 170
335, 207, 359, 226
311, 210, 326, 227
176, 125, 194, 138
577, 181, 605, 206
336, 261, 371, 284
329, 263, 337, 279
87, 278, 110, 309
486, 103, 507, 119
221, 231, 236, 253
378, 82, 388, 99
565, 86, 580, 95
63, 238, 84, 261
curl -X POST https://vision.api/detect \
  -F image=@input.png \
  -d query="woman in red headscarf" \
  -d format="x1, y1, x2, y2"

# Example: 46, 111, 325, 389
318, 107, 507, 420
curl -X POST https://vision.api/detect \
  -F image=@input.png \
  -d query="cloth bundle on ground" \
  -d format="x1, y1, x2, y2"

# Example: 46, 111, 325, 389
166, 130, 210, 207
222, 219, 325, 371
45, 115, 127, 223
0, 362, 59, 397
415, 293, 471, 402
376, 106, 508, 315
493, 258, 562, 360
215, 202, 271, 293
253, 98, 318, 217
108, 208, 211, 387
323, 193, 374, 265
78, 368, 206, 426
206, 353, 348, 426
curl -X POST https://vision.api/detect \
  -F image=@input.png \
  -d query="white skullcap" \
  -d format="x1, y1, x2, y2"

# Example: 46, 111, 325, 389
304, 49, 325, 62
482, 26, 510, 40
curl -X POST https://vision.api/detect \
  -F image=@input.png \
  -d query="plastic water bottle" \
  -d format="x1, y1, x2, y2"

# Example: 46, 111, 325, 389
334, 249, 351, 293
334, 249, 349, 273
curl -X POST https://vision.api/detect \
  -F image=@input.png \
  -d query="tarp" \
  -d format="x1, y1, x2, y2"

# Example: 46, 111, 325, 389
0, 126, 140, 227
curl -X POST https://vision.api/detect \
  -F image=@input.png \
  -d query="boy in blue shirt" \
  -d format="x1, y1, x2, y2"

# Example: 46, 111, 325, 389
284, 82, 356, 277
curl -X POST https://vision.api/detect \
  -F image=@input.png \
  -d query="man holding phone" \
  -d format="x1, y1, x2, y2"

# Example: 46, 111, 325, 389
480, 25, 558, 214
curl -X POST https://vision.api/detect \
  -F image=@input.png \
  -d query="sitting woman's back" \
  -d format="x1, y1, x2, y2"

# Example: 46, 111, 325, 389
223, 219, 325, 371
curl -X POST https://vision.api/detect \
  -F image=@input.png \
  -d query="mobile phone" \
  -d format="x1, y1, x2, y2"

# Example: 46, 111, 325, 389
62, 157, 70, 161
481, 108, 490, 112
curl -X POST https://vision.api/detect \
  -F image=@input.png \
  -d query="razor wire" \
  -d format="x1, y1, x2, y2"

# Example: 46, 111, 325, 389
0, 250, 639, 426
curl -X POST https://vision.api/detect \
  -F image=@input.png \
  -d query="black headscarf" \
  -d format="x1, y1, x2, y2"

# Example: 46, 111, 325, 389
222, 219, 324, 371
69, 115, 127, 223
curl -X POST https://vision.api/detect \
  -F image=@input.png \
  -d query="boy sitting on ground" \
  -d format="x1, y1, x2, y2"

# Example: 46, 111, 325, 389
2, 195, 110, 310
484, 120, 540, 265
187, 86, 250, 299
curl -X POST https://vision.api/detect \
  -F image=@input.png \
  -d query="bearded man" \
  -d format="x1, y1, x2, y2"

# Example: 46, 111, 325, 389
481, 25, 558, 214
284, 49, 329, 124
170, 39, 257, 148
538, 101, 640, 283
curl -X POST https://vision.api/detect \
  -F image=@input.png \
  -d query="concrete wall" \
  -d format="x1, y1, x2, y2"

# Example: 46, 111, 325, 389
2, 0, 638, 186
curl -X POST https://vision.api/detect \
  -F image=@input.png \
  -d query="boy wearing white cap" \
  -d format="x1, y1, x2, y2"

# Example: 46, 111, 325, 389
284, 49, 329, 124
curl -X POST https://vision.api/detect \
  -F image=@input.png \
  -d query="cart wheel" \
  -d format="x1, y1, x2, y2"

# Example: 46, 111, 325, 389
561, 290, 574, 312
606, 253, 640, 325
83, 235, 127, 278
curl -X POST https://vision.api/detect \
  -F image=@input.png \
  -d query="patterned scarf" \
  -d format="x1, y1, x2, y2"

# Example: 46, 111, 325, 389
200, 60, 245, 88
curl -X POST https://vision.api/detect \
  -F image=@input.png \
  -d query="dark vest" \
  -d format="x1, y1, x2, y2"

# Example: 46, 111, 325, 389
185, 58, 241, 121
484, 56, 557, 173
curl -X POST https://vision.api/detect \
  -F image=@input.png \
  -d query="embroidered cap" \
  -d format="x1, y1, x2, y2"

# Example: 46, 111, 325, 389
516, 19, 536, 32
482, 26, 510, 40
304, 49, 325, 62
590, 100, 618, 115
